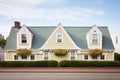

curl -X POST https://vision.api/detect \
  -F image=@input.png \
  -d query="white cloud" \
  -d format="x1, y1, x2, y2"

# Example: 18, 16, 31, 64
0, 0, 66, 7
0, 0, 69, 19
0, 0, 105, 37
81, 8, 104, 16
0, 24, 11, 38
0, 1, 104, 20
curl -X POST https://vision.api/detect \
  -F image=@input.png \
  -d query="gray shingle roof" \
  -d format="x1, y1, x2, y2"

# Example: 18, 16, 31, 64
6, 26, 114, 50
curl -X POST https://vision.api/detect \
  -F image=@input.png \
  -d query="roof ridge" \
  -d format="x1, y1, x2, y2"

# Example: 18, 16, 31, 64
24, 26, 108, 28
12, 26, 108, 28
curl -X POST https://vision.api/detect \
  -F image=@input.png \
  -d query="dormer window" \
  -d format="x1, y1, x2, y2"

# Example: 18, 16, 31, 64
92, 34, 98, 44
21, 34, 27, 43
17, 25, 33, 49
86, 25, 102, 49
57, 34, 62, 43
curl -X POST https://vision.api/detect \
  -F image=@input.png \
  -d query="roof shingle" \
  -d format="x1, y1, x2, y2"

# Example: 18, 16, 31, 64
6, 26, 114, 50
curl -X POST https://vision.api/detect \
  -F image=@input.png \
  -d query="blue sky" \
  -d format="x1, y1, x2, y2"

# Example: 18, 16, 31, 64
0, 0, 120, 37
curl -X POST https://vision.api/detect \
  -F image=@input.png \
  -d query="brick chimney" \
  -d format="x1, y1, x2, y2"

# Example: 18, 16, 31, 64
14, 21, 21, 28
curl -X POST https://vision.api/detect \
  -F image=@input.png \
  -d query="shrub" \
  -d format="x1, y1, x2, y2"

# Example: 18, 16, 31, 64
53, 49, 68, 56
114, 52, 120, 61
48, 60, 59, 67
16, 48, 32, 56
60, 60, 120, 67
89, 49, 103, 57
0, 60, 58, 67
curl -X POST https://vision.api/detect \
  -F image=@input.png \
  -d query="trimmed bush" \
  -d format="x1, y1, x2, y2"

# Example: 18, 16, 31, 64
1, 60, 120, 67
0, 60, 58, 67
114, 52, 120, 61
60, 60, 120, 67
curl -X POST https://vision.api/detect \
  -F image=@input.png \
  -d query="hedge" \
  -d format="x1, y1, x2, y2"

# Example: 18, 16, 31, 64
114, 53, 120, 61
60, 60, 120, 67
0, 60, 58, 67
1, 60, 120, 67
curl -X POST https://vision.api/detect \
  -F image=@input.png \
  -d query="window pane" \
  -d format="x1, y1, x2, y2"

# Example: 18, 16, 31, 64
14, 55, 18, 60
71, 52, 75, 60
21, 34, 27, 43
100, 55, 105, 60
31, 55, 35, 60
92, 39, 98, 44
92, 34, 98, 44
21, 55, 27, 59
84, 55, 88, 60
57, 35, 62, 42
92, 56, 97, 59
44, 52, 49, 60
92, 34, 98, 38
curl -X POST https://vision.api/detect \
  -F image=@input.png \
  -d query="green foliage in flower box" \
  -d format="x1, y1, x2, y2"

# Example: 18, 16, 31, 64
53, 49, 68, 56
89, 49, 103, 57
16, 48, 32, 56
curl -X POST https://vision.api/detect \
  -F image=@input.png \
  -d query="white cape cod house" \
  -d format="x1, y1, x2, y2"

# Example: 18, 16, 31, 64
5, 21, 114, 61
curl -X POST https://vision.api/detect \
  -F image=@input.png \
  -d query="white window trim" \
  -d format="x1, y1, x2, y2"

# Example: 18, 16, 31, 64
20, 55, 29, 61
91, 33, 99, 45
56, 33, 63, 43
83, 55, 89, 60
69, 51, 76, 60
43, 51, 50, 60
90, 56, 98, 60
99, 54, 106, 61
20, 34, 29, 44
29, 55, 36, 61
13, 54, 20, 61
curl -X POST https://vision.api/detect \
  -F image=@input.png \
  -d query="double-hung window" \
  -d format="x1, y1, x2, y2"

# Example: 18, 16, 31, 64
44, 52, 49, 60
100, 55, 105, 60
84, 55, 88, 60
57, 34, 62, 43
92, 56, 97, 59
14, 55, 18, 60
21, 55, 27, 60
30, 55, 35, 60
92, 34, 98, 44
70, 51, 75, 60
21, 34, 27, 43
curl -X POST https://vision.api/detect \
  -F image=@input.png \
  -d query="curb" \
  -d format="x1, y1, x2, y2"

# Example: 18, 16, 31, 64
0, 67, 120, 73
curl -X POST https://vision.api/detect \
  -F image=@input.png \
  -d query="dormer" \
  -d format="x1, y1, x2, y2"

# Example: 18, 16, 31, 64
17, 25, 33, 49
86, 25, 102, 49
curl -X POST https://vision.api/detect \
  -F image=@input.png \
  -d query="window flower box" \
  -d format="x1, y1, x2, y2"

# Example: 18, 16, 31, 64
89, 49, 103, 57
53, 49, 68, 56
16, 48, 32, 56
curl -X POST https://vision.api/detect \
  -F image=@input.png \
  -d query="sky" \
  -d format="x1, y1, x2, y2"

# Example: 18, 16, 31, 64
0, 0, 120, 38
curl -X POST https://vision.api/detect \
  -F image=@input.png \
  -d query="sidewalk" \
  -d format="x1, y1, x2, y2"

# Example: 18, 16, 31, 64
0, 67, 120, 73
